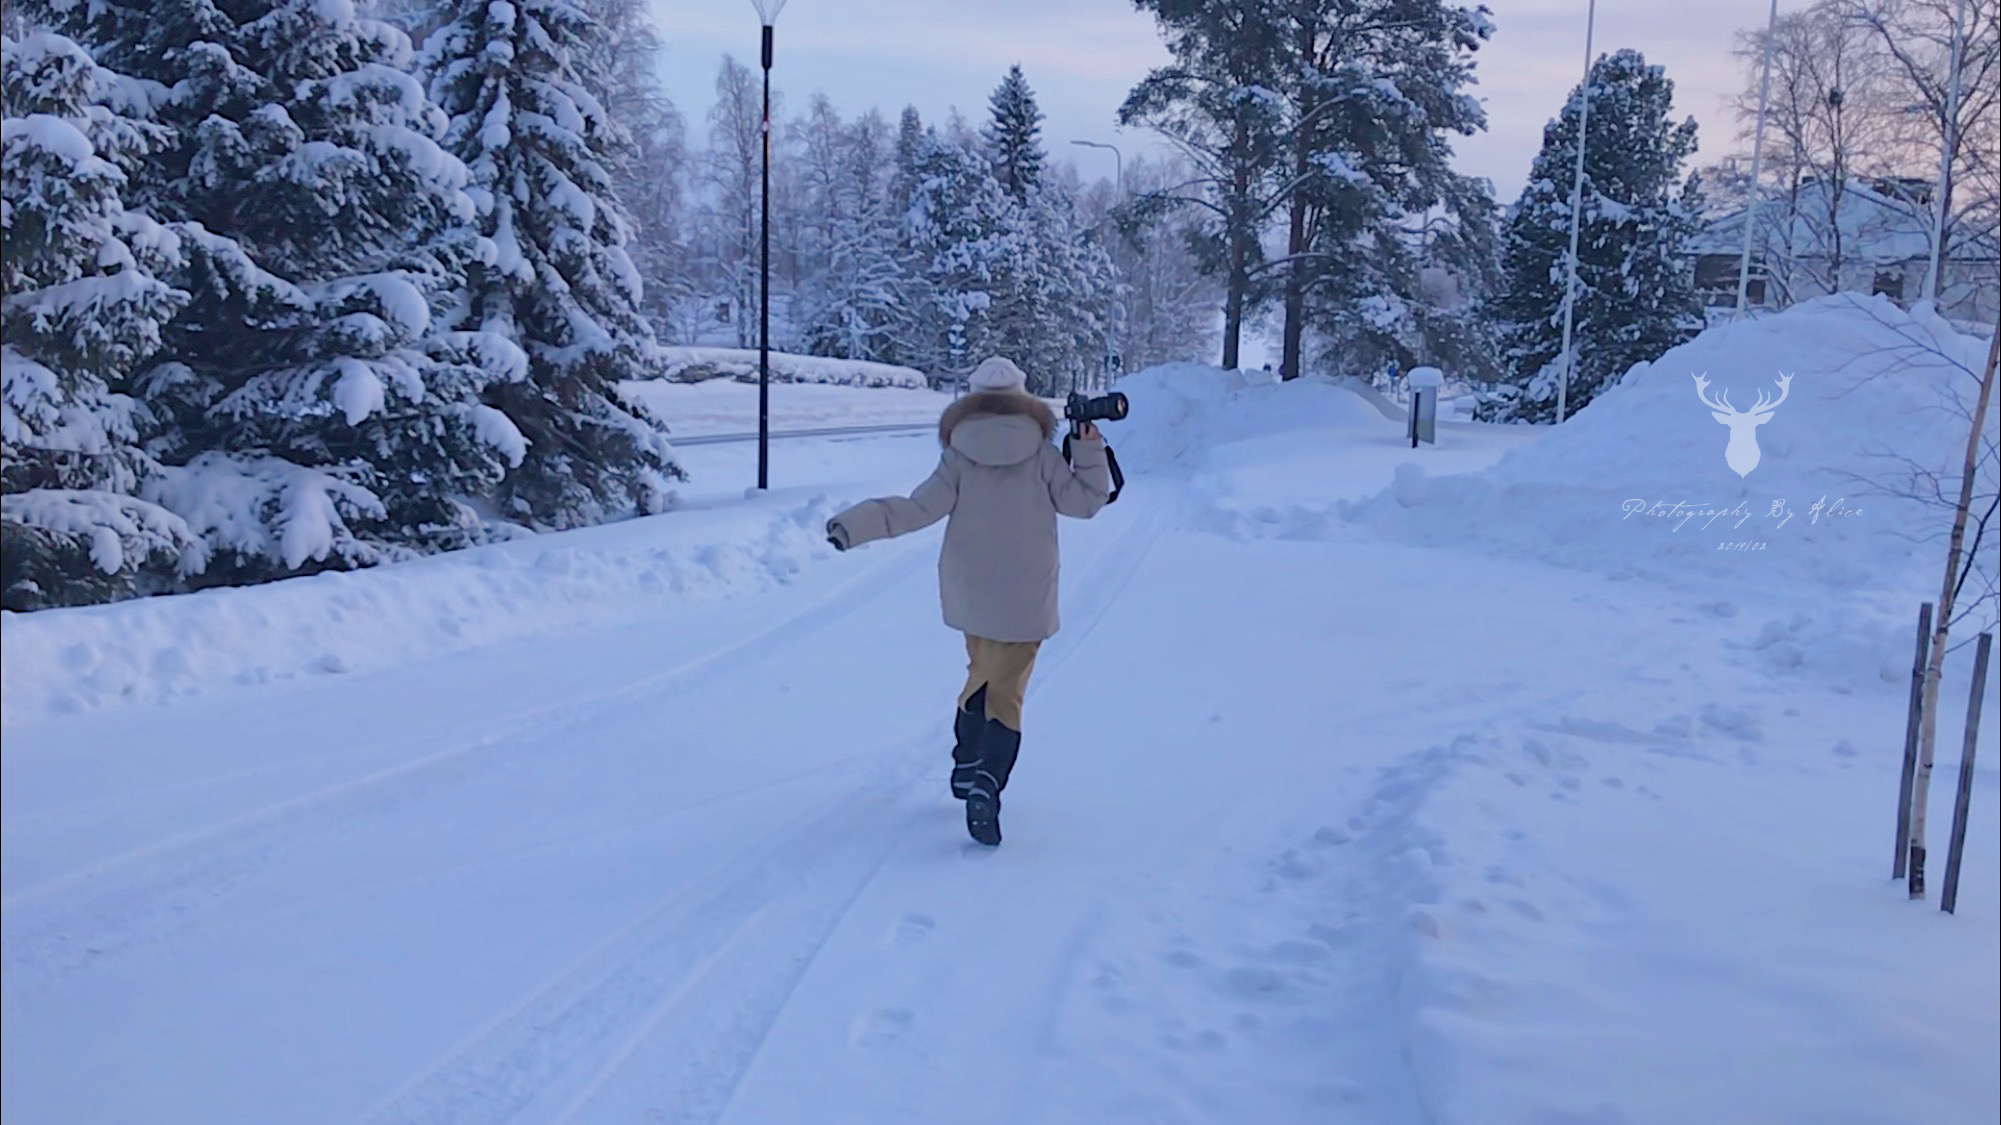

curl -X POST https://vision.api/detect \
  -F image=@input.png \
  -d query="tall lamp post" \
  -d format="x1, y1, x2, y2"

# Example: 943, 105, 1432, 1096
1554, 0, 1596, 425
1072, 139, 1122, 392
752, 0, 788, 490
1070, 138, 1122, 193
1734, 0, 1779, 320
1922, 0, 1968, 305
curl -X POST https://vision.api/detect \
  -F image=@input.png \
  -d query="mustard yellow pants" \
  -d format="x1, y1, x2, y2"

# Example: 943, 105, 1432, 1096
958, 634, 1041, 731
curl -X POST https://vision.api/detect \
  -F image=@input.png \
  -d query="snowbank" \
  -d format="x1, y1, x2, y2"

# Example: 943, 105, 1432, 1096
653, 347, 928, 389
1110, 362, 1389, 470
618, 378, 953, 437
1344, 294, 1995, 641
0, 495, 846, 725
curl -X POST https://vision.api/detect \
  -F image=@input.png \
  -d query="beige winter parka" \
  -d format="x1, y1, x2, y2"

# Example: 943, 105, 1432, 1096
825, 392, 1112, 642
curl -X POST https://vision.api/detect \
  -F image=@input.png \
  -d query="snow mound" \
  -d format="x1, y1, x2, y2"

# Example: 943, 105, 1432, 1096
0, 497, 846, 725
617, 379, 953, 437
1109, 362, 1387, 470
1346, 295, 1994, 611
656, 347, 928, 389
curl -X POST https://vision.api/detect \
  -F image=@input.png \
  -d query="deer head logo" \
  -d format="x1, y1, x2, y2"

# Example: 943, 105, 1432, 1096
1693, 373, 1791, 478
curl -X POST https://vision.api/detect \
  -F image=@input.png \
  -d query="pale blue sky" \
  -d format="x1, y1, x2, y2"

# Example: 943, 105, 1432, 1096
651, 0, 1784, 201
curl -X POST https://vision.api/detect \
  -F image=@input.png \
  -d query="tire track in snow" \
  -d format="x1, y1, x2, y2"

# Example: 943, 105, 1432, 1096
350, 733, 938, 1125
357, 496, 1168, 1125
585, 499, 1170, 1125
1, 542, 934, 986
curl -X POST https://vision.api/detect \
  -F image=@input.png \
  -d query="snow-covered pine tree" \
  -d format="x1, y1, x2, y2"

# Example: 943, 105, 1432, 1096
1121, 0, 1288, 368
892, 104, 924, 215
28, 0, 534, 582
147, 0, 536, 580
587, 0, 692, 342
1005, 181, 1124, 396
421, 0, 680, 529
1050, 197, 1128, 392
902, 131, 1015, 379
984, 64, 1045, 202
2, 31, 200, 609
1487, 48, 1705, 423
1263, 0, 1497, 384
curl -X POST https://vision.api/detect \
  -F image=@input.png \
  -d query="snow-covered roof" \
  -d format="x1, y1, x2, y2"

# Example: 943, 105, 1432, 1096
1686, 177, 1999, 263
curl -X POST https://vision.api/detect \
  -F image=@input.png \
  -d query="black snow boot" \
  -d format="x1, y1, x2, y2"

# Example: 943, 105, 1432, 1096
979, 717, 1022, 793
963, 719, 1021, 847
951, 686, 988, 800
965, 785, 1002, 846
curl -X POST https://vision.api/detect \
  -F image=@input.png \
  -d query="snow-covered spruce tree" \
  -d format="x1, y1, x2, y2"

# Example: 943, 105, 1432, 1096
28, 0, 533, 583
1001, 182, 1124, 396
902, 131, 1015, 378
1486, 48, 1704, 423
421, 0, 680, 529
1, 32, 199, 609
159, 0, 535, 580
586, 0, 692, 342
892, 104, 924, 215
984, 64, 1045, 202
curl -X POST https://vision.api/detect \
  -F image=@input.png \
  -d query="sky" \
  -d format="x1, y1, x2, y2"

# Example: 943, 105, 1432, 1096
651, 0, 1786, 203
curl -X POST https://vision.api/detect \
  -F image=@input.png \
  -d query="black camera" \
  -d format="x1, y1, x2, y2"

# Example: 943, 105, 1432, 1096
1064, 391, 1129, 426
1059, 391, 1129, 505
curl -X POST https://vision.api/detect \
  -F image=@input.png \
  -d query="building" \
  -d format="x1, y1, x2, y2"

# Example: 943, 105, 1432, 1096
1685, 177, 1999, 327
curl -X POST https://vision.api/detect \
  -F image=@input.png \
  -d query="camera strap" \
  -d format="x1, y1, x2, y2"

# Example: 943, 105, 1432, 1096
1062, 433, 1125, 505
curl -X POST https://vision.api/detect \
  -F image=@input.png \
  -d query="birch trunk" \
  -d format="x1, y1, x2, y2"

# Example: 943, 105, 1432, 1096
1909, 328, 2001, 898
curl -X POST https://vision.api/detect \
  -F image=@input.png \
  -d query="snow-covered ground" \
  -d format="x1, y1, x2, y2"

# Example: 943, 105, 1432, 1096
4, 298, 1996, 1124
619, 377, 955, 438
653, 346, 930, 388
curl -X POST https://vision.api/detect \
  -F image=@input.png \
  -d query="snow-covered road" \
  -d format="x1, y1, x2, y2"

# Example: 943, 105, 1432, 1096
5, 344, 1996, 1123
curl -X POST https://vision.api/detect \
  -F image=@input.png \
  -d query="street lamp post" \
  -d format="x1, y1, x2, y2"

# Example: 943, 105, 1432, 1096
1734, 0, 1779, 320
1554, 0, 1596, 425
752, 0, 788, 490
1070, 138, 1122, 193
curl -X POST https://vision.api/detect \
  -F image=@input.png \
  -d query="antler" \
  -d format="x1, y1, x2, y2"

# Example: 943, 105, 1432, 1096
1750, 373, 1792, 415
1691, 372, 1736, 414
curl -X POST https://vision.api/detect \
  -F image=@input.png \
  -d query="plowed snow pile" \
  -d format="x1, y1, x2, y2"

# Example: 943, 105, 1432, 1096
1348, 295, 1993, 604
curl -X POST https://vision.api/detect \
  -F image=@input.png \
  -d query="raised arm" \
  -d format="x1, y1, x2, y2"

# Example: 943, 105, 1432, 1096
827, 455, 961, 549
1045, 434, 1111, 519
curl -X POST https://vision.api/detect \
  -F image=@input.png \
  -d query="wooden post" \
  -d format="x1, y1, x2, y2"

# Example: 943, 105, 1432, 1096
1894, 602, 1933, 880
1941, 632, 1992, 915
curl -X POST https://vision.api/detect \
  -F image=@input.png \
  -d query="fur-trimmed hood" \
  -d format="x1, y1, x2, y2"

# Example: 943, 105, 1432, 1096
938, 392, 1056, 467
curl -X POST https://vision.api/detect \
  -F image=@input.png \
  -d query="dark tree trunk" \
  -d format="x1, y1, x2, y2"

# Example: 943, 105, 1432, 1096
1280, 21, 1314, 382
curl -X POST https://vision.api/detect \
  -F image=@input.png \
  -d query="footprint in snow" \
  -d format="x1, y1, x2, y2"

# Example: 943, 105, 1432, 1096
850, 1007, 915, 1050
890, 913, 935, 945
1221, 965, 1290, 1001
1259, 938, 1331, 965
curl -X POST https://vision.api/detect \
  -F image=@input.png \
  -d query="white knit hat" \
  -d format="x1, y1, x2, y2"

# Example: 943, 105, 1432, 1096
968, 356, 1028, 394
